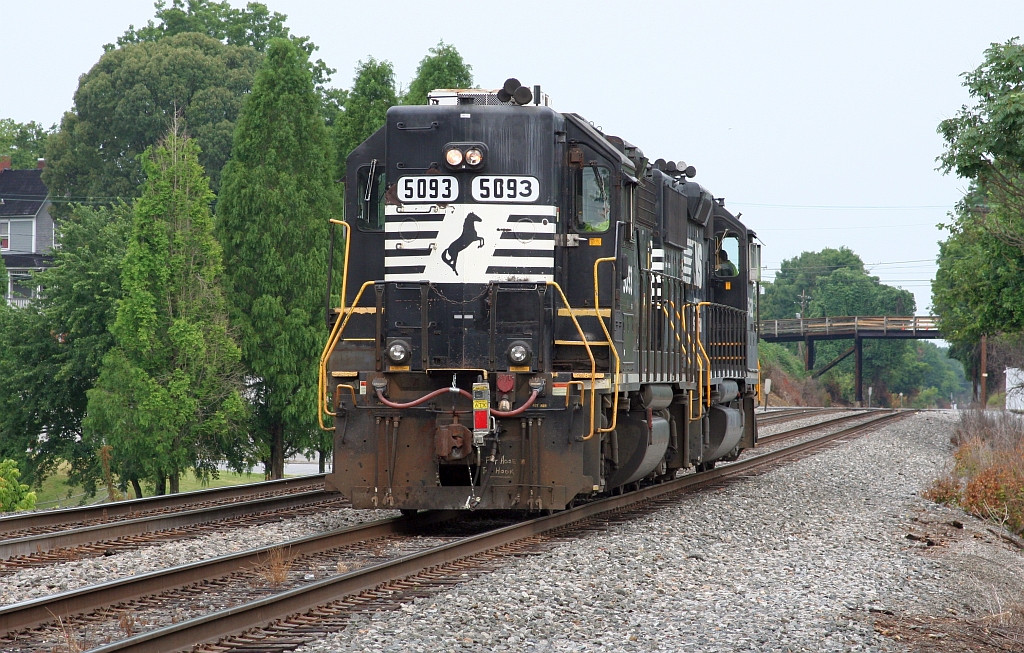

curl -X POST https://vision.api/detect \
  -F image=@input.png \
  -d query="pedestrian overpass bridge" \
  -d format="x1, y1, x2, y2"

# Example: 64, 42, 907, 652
758, 316, 943, 404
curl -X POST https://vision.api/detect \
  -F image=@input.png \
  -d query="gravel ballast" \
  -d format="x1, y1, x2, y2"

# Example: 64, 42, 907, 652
5, 411, 1023, 651
292, 411, 1024, 652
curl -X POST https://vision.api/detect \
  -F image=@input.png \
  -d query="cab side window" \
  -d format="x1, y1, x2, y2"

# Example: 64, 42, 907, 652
716, 234, 740, 277
356, 164, 386, 231
577, 164, 611, 232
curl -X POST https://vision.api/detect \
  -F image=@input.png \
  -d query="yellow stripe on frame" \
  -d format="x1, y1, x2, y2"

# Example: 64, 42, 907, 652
557, 308, 611, 317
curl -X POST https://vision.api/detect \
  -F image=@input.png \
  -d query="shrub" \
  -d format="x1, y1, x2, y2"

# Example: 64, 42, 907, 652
927, 411, 1024, 535
0, 459, 37, 512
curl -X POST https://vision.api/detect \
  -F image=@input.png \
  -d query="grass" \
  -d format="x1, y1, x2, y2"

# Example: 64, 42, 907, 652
32, 467, 276, 509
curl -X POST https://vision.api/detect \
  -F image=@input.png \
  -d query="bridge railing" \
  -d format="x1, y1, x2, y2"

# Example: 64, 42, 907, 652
760, 315, 940, 338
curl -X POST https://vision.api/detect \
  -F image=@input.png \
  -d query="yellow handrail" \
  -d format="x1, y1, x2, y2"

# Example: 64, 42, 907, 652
317, 218, 351, 431
318, 280, 376, 431
546, 281, 598, 440
593, 257, 621, 434
686, 304, 704, 421
695, 302, 713, 407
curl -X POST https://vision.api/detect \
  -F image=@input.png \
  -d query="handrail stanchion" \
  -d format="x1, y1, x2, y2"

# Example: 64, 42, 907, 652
593, 257, 621, 433
547, 281, 598, 440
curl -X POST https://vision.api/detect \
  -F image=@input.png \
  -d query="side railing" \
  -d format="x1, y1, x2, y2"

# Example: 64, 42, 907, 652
698, 302, 748, 381
760, 315, 940, 339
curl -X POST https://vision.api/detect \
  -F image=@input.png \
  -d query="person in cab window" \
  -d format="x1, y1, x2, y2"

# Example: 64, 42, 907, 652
717, 249, 738, 276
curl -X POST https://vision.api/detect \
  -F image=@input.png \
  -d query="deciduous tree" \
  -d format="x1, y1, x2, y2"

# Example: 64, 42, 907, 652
759, 247, 865, 320
0, 119, 51, 169
0, 460, 36, 512
43, 33, 260, 215
935, 38, 1024, 345
0, 203, 131, 491
216, 38, 340, 479
113, 0, 334, 91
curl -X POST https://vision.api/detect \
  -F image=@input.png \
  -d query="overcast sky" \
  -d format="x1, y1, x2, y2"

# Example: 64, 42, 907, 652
3, 1, 1021, 315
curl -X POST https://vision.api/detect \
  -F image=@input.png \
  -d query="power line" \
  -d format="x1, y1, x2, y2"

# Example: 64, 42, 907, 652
732, 202, 952, 211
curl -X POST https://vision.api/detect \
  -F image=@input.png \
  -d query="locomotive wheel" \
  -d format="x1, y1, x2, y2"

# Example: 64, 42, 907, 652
696, 460, 716, 473
720, 445, 742, 462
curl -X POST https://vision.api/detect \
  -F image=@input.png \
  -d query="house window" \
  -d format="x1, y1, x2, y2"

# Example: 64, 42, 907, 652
0, 221, 8, 250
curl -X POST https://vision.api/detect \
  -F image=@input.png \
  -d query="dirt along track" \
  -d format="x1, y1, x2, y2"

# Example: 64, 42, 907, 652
0, 409, 910, 652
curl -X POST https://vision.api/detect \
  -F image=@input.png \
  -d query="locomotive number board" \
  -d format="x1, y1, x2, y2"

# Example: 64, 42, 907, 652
397, 175, 540, 203
397, 176, 459, 202
471, 176, 539, 202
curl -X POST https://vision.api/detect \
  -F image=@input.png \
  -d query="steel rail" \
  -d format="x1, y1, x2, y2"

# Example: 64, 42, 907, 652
83, 410, 913, 653
756, 410, 883, 443
0, 474, 325, 537
755, 407, 848, 425
0, 510, 458, 633
0, 490, 336, 560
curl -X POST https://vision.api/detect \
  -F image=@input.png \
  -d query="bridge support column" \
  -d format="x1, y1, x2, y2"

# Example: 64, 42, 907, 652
854, 337, 863, 406
803, 337, 815, 371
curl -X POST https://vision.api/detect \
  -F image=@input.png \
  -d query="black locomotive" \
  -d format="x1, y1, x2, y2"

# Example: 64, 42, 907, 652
319, 79, 761, 511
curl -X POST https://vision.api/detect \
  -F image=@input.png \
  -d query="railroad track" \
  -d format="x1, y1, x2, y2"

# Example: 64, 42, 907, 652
757, 408, 892, 445
0, 409, 913, 652
0, 478, 342, 571
756, 406, 851, 425
0, 474, 326, 539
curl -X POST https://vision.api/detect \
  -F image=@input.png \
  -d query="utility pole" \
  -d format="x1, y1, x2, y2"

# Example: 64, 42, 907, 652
798, 289, 810, 316
980, 333, 988, 409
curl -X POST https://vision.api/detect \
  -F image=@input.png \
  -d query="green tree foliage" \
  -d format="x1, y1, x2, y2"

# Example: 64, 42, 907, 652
760, 247, 865, 320
43, 33, 260, 214
217, 38, 340, 479
402, 41, 474, 106
0, 204, 131, 490
85, 124, 248, 495
113, 0, 334, 90
932, 194, 1024, 346
0, 119, 52, 169
761, 248, 927, 405
333, 57, 398, 177
935, 38, 1024, 345
0, 459, 36, 512
938, 38, 1024, 217
112, 0, 289, 51
809, 267, 915, 318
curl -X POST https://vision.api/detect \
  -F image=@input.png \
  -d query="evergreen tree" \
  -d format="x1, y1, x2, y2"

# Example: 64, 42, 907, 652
333, 57, 397, 177
402, 41, 473, 106
216, 38, 340, 479
85, 122, 248, 495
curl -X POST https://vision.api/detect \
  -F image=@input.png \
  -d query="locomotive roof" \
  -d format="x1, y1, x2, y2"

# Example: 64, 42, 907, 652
561, 113, 635, 176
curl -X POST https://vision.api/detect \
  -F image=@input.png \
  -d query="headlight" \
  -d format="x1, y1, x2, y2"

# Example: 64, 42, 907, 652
387, 340, 411, 364
464, 147, 484, 167
445, 148, 464, 166
508, 341, 531, 365
443, 142, 486, 170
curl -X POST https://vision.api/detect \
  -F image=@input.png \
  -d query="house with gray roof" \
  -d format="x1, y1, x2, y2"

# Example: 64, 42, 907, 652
0, 156, 55, 306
